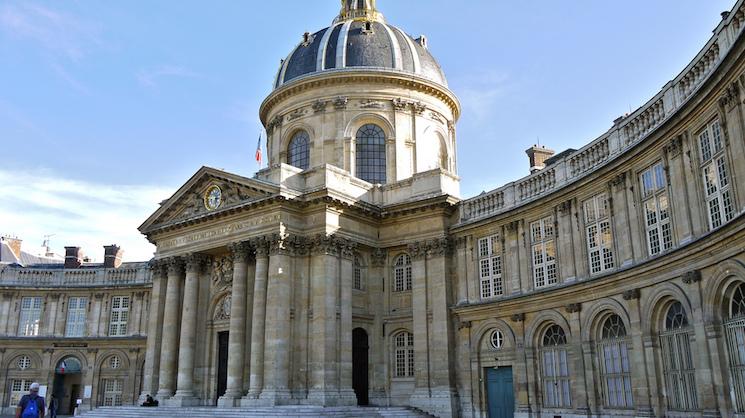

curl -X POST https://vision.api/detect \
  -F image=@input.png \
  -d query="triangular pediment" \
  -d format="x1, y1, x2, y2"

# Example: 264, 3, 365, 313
139, 166, 279, 233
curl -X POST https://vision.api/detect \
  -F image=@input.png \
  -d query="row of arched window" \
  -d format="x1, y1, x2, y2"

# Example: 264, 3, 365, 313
479, 283, 745, 412
286, 124, 387, 184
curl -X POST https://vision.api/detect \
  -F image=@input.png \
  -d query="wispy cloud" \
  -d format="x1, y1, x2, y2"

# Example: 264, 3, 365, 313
451, 69, 513, 121
136, 65, 203, 88
0, 2, 102, 61
0, 169, 173, 262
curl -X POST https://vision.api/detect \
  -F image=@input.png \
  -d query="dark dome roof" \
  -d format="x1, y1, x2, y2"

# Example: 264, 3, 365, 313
274, 20, 448, 89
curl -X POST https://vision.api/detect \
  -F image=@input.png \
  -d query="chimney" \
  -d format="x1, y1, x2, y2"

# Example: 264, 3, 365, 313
525, 145, 555, 174
64, 247, 84, 269
2, 237, 22, 260
103, 245, 124, 269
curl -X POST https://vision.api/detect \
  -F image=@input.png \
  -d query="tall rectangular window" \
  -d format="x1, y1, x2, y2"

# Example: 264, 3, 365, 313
640, 162, 673, 256
531, 217, 557, 289
17, 297, 43, 336
108, 296, 129, 337
699, 119, 735, 230
478, 234, 503, 299
10, 380, 32, 406
65, 297, 88, 337
583, 193, 615, 274
102, 379, 123, 406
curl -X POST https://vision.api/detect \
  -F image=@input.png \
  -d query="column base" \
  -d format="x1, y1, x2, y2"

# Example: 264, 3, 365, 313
155, 389, 173, 402
409, 387, 458, 418
369, 389, 389, 407
306, 389, 355, 407
241, 389, 292, 406
166, 392, 201, 407
217, 392, 244, 408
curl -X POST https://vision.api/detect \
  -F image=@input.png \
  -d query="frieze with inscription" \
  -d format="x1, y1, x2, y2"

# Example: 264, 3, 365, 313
158, 214, 281, 250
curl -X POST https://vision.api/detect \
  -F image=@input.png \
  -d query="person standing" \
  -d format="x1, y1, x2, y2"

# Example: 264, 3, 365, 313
15, 382, 45, 418
47, 395, 58, 418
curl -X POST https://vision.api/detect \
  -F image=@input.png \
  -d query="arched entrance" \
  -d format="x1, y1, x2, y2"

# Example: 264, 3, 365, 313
52, 356, 83, 415
352, 327, 369, 406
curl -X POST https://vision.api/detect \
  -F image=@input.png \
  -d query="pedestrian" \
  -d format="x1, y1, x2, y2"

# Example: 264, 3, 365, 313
47, 395, 58, 418
15, 382, 45, 418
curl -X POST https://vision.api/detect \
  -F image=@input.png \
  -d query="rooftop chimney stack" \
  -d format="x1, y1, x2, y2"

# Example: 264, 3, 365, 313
2, 236, 22, 260
64, 246, 84, 269
526, 145, 555, 174
103, 245, 124, 269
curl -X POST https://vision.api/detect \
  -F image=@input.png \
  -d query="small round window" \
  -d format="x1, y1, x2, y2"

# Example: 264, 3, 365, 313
17, 356, 31, 370
109, 356, 121, 369
490, 330, 504, 350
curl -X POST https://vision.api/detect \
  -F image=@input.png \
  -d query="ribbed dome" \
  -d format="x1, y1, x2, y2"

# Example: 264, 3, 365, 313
273, 2, 447, 89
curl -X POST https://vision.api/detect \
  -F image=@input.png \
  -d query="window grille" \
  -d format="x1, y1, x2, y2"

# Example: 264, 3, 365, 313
353, 256, 363, 291
356, 124, 387, 184
478, 235, 503, 298
699, 119, 734, 230
17, 297, 42, 336
597, 315, 633, 408
108, 296, 130, 337
394, 254, 412, 292
659, 301, 698, 411
102, 379, 123, 406
394, 331, 414, 377
531, 217, 557, 289
490, 330, 504, 350
287, 131, 310, 170
65, 297, 88, 337
540, 325, 571, 407
10, 380, 32, 406
583, 194, 615, 274
17, 355, 31, 370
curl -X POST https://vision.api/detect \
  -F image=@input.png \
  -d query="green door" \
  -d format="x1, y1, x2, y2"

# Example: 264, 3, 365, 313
485, 367, 514, 418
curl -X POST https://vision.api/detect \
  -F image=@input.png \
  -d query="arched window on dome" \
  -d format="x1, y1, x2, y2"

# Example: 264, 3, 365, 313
596, 314, 633, 408
540, 324, 571, 408
393, 254, 412, 292
287, 131, 310, 170
658, 301, 698, 411
724, 282, 745, 412
356, 124, 386, 184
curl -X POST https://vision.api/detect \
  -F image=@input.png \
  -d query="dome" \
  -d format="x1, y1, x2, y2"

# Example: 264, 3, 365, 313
273, 1, 448, 89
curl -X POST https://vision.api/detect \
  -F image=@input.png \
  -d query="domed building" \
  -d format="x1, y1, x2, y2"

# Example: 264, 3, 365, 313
4, 0, 745, 417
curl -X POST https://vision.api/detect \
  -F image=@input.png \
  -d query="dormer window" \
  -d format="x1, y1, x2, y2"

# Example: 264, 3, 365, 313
302, 32, 313, 47
416, 35, 428, 49
362, 21, 374, 34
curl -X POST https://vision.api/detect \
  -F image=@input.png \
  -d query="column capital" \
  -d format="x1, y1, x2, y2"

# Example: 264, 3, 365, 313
407, 241, 426, 261
185, 253, 210, 274
286, 234, 312, 256
166, 257, 185, 276
228, 241, 252, 263
339, 238, 357, 260
371, 248, 386, 267
148, 259, 168, 276
311, 234, 340, 256
250, 236, 270, 258
425, 237, 452, 257
682, 269, 702, 284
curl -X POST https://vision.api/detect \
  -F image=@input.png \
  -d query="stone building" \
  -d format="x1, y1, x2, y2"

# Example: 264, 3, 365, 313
5, 0, 745, 417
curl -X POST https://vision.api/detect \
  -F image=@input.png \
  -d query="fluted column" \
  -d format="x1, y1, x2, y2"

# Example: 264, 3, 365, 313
338, 240, 357, 405
172, 253, 208, 406
259, 235, 292, 404
308, 235, 340, 406
409, 242, 431, 401
139, 262, 167, 403
219, 243, 251, 407
244, 238, 269, 403
156, 257, 184, 400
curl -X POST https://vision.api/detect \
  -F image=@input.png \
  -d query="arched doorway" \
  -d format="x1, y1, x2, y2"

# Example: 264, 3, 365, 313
352, 328, 369, 406
52, 356, 83, 415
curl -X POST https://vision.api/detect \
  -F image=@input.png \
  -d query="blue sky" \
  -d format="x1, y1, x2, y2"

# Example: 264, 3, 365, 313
0, 0, 734, 261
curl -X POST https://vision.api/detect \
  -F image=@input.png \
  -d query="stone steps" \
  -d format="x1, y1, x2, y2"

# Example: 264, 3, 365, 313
79, 406, 433, 418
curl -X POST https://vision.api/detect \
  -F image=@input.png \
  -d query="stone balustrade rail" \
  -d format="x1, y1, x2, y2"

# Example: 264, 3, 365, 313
459, 1, 744, 224
0, 263, 152, 287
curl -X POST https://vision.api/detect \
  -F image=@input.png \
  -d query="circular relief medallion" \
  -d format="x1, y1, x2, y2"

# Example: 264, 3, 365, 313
204, 185, 222, 211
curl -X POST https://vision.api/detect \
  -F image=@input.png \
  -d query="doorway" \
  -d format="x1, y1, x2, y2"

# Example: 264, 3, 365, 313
352, 328, 369, 406
52, 356, 83, 415
485, 367, 514, 418
216, 331, 229, 404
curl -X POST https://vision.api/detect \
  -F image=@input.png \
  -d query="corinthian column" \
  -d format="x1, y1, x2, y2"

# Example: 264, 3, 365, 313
171, 253, 208, 406
156, 257, 184, 400
338, 239, 357, 405
218, 242, 251, 407
138, 261, 167, 403
243, 237, 269, 404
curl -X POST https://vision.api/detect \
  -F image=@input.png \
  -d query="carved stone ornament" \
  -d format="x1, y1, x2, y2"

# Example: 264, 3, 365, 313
185, 253, 209, 273
340, 239, 358, 260
608, 172, 627, 191
267, 115, 283, 135
371, 248, 386, 267
251, 236, 270, 257
211, 254, 234, 290
287, 108, 307, 122
286, 235, 311, 256
228, 241, 252, 263
622, 288, 641, 300
447, 120, 455, 133
510, 313, 526, 323
506, 220, 520, 233
359, 99, 384, 109
719, 80, 741, 111
557, 200, 572, 216
682, 269, 703, 284
311, 234, 339, 256
407, 242, 426, 261
565, 303, 582, 314
312, 99, 328, 113
392, 98, 409, 111
426, 237, 453, 257
429, 111, 443, 123
213, 295, 232, 321
458, 321, 472, 330
333, 96, 349, 110
412, 102, 427, 115
665, 135, 684, 157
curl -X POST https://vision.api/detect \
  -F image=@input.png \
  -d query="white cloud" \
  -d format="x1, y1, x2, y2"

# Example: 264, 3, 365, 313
0, 2, 102, 61
451, 70, 513, 121
0, 169, 173, 263
136, 65, 203, 88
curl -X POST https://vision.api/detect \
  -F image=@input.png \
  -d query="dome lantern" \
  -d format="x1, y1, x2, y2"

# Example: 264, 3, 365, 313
335, 0, 385, 23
